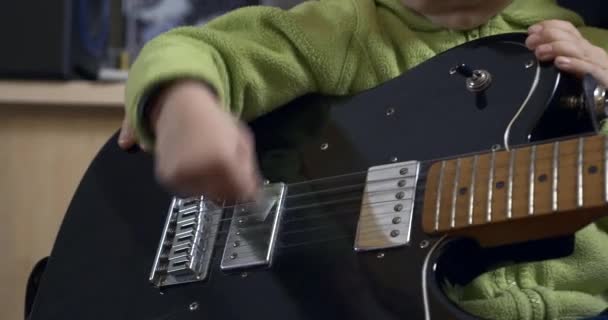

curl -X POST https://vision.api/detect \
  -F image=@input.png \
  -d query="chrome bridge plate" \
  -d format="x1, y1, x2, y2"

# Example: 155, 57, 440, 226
221, 183, 287, 271
149, 196, 221, 287
354, 161, 420, 251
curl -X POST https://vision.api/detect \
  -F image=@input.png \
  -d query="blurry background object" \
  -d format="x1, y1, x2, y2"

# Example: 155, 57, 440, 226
0, 0, 305, 81
123, 0, 256, 63
0, 1, 74, 79
123, 0, 305, 67
72, 0, 114, 79
260, 0, 304, 9
557, 0, 608, 29
1, 0, 601, 81
0, 0, 116, 80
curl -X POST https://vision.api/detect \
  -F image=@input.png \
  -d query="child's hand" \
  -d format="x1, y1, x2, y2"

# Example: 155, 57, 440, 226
526, 20, 608, 87
150, 80, 262, 202
118, 118, 138, 151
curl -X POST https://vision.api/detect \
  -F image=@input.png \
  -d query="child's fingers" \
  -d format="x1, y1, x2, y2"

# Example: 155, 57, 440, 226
555, 56, 608, 87
118, 117, 137, 150
534, 41, 577, 61
526, 27, 578, 50
534, 40, 599, 64
529, 20, 581, 38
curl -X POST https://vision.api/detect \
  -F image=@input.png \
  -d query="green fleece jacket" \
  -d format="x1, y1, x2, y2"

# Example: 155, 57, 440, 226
125, 0, 608, 319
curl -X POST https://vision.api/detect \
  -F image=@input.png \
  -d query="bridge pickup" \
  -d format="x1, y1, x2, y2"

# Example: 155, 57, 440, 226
354, 161, 420, 251
149, 196, 222, 287
221, 183, 287, 271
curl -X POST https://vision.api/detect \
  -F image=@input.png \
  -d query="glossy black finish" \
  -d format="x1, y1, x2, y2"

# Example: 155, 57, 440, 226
30, 34, 593, 320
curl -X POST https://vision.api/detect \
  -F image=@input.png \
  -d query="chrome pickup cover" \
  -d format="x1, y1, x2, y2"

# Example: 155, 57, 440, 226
354, 161, 420, 251
221, 183, 287, 271
149, 196, 221, 287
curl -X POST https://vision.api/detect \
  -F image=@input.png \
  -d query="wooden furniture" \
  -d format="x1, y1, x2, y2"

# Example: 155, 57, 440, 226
0, 80, 124, 320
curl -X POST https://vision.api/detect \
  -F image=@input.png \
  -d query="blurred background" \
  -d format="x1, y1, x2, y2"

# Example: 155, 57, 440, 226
0, 1, 303, 319
0, 0, 304, 81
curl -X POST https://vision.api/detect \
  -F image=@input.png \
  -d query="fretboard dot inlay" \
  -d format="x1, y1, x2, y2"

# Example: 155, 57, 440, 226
422, 134, 607, 238
588, 165, 599, 175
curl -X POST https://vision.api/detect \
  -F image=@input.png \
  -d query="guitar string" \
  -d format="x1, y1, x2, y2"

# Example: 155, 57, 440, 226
203, 234, 356, 268
167, 150, 606, 230
208, 198, 607, 258
160, 143, 607, 275
210, 226, 439, 262
174, 203, 417, 257
188, 182, 606, 258
164, 151, 608, 257
175, 143, 518, 208
159, 150, 608, 259
174, 195, 421, 242
201, 208, 405, 250
185, 153, 608, 258
212, 193, 595, 260
208, 229, 368, 261
207, 181, 602, 256
173, 161, 607, 262
167, 224, 358, 265
176, 184, 413, 225
178, 145, 606, 221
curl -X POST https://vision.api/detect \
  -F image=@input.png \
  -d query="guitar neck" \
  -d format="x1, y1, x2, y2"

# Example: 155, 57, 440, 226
421, 134, 608, 247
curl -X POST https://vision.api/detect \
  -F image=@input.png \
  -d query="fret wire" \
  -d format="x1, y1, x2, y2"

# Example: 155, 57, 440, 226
552, 141, 559, 212
434, 161, 446, 231
450, 159, 461, 228
487, 151, 496, 223
468, 155, 478, 225
507, 149, 515, 219
605, 135, 608, 203
577, 137, 584, 208
528, 146, 536, 215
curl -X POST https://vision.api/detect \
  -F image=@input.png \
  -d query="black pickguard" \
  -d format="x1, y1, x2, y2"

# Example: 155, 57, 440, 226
29, 33, 595, 320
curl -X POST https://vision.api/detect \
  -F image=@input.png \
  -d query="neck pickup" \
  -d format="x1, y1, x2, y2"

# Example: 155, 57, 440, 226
422, 134, 608, 247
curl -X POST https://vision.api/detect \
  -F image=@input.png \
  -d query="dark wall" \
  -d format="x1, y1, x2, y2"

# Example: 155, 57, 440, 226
557, 0, 608, 28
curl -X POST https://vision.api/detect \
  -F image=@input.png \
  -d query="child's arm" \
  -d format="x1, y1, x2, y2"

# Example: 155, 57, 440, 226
125, 0, 363, 149
123, 0, 365, 200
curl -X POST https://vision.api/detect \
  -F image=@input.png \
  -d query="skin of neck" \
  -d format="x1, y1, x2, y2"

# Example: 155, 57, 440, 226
401, 0, 514, 30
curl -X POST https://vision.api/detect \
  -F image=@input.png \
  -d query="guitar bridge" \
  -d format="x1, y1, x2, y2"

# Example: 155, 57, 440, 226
149, 196, 222, 287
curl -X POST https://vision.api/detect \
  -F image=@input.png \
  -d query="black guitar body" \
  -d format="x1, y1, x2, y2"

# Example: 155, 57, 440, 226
30, 34, 598, 320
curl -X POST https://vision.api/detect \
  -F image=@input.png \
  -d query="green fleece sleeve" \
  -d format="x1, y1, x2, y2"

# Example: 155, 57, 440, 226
125, 0, 361, 148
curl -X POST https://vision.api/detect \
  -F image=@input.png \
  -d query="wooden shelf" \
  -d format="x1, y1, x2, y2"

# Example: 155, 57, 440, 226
0, 80, 125, 108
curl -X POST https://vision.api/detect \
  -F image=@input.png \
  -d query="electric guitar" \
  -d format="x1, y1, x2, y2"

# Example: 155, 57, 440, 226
29, 33, 608, 320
